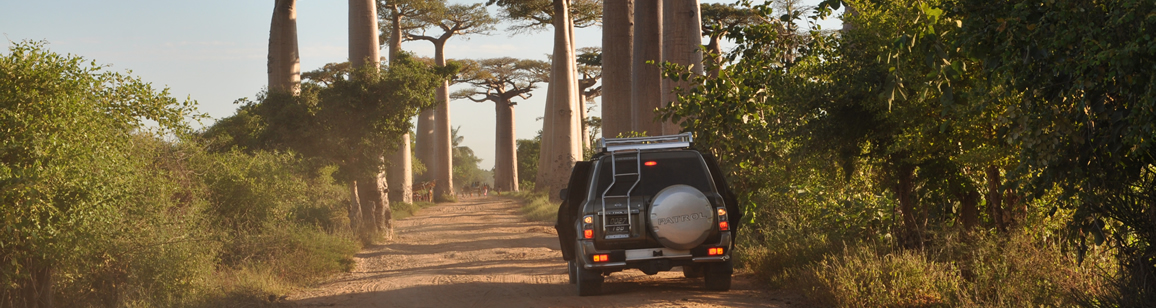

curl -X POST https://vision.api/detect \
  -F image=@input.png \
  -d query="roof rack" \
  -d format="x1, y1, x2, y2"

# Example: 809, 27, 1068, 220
600, 132, 694, 152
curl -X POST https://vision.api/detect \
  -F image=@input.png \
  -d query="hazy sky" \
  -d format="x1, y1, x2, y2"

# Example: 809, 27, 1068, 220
1, 0, 840, 170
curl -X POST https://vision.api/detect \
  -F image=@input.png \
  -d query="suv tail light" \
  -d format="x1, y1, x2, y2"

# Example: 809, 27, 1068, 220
592, 254, 610, 262
708, 247, 725, 256
716, 207, 729, 231
582, 215, 594, 239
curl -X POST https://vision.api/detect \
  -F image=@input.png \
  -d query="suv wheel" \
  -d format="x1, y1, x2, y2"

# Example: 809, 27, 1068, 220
681, 264, 703, 278
703, 259, 733, 291
575, 244, 603, 296
567, 260, 577, 284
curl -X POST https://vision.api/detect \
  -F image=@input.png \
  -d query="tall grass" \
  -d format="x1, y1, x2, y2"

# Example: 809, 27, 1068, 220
788, 233, 1114, 307
510, 190, 556, 222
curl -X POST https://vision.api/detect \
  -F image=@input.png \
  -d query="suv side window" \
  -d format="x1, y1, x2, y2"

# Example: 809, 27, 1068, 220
590, 151, 715, 199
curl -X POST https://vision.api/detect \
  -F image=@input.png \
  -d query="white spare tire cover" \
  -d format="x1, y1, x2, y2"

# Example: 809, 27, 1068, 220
648, 184, 714, 250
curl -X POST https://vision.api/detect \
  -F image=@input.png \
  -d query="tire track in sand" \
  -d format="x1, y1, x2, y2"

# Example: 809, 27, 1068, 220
288, 196, 804, 307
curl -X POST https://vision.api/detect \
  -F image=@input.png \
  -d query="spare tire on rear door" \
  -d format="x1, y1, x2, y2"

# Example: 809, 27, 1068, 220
648, 185, 714, 250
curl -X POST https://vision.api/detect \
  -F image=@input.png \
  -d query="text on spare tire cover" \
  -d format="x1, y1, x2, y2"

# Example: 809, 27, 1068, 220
655, 211, 711, 226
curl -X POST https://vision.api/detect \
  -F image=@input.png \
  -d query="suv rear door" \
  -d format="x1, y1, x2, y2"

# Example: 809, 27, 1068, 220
556, 161, 593, 261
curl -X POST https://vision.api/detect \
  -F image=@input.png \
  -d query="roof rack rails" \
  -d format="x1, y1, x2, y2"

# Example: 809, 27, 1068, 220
600, 132, 694, 152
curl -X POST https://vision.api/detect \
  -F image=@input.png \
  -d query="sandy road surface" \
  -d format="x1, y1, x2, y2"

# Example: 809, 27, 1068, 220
288, 196, 803, 307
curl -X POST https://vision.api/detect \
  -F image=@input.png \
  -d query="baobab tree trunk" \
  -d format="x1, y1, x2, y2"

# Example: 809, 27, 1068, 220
538, 0, 582, 199
416, 109, 436, 182
569, 16, 584, 155
494, 100, 506, 192
579, 90, 589, 151
602, 0, 633, 139
433, 42, 455, 201
660, 0, 704, 135
536, 81, 555, 192
349, 0, 392, 237
632, 0, 662, 136
495, 100, 519, 192
268, 0, 300, 95
386, 4, 413, 204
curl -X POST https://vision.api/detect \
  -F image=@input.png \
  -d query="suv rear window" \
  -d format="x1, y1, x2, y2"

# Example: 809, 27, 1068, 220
590, 150, 715, 198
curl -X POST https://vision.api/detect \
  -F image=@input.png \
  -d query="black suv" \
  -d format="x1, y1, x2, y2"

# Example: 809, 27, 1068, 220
555, 133, 743, 296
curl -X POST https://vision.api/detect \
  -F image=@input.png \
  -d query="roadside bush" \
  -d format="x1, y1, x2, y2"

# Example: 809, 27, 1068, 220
1, 42, 359, 306
512, 190, 555, 223
803, 245, 966, 307
780, 230, 1113, 307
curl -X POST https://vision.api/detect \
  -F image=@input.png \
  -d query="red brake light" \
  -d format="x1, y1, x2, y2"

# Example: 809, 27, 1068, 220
592, 254, 609, 262
708, 247, 725, 256
719, 221, 729, 231
584, 229, 593, 239
644, 161, 657, 166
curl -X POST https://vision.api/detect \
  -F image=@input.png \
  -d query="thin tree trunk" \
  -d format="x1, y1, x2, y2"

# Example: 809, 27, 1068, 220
386, 4, 413, 204
986, 165, 1006, 232
896, 163, 919, 247
268, 0, 301, 95
433, 42, 455, 201
602, 0, 633, 139
632, 0, 663, 135
660, 0, 703, 135
960, 189, 979, 231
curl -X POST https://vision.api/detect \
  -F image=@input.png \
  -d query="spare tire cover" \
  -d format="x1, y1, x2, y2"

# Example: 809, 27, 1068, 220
648, 185, 714, 250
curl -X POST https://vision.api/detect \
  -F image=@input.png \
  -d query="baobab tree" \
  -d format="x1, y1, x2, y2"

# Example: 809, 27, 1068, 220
349, 0, 391, 237
451, 58, 550, 192
404, 3, 497, 200
632, 0, 662, 136
379, 0, 442, 204
660, 0, 704, 135
268, 0, 300, 95
540, 0, 583, 198
487, 0, 598, 197
600, 0, 631, 139
486, 0, 602, 31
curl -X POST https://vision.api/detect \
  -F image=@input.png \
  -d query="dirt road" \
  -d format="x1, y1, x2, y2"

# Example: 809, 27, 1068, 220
288, 196, 803, 307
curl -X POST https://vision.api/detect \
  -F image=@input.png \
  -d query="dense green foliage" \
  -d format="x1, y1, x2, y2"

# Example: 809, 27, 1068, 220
515, 132, 541, 190
1, 42, 357, 306
449, 126, 492, 189
206, 53, 450, 183
661, 0, 1153, 305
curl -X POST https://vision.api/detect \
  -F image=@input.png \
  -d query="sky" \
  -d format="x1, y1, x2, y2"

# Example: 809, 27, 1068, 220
1, 0, 841, 170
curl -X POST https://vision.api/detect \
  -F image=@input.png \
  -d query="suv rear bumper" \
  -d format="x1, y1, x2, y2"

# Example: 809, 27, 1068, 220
579, 232, 732, 270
